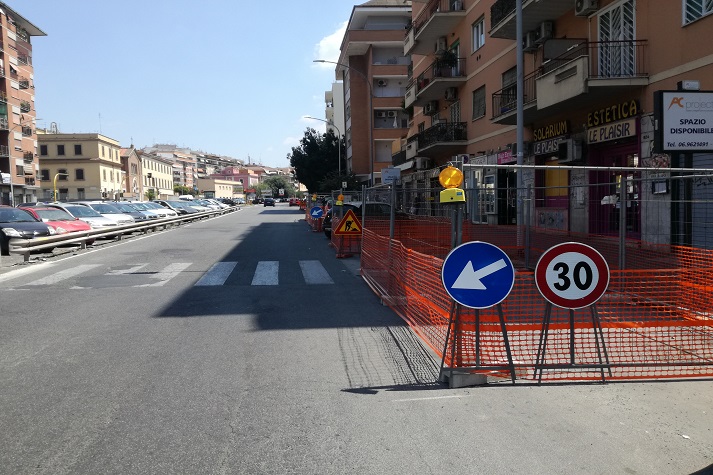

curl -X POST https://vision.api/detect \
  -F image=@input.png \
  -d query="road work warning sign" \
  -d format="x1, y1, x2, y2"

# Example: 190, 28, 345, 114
334, 209, 362, 235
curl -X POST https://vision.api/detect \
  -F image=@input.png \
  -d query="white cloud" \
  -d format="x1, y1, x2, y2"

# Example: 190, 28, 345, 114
314, 21, 347, 67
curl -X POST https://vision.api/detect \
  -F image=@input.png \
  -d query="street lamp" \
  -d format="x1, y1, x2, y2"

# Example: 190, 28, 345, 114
314, 59, 374, 186
53, 172, 68, 202
304, 115, 342, 180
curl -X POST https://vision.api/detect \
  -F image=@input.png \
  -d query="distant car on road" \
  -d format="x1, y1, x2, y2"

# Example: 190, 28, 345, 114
263, 198, 275, 207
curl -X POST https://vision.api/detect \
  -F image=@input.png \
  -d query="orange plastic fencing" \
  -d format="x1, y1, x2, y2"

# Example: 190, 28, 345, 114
360, 220, 713, 382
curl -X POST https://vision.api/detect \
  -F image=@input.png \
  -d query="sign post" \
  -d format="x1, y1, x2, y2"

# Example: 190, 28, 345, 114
440, 241, 518, 385
533, 242, 612, 382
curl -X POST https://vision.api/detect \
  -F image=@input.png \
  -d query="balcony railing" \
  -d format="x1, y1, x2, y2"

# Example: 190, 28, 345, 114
25, 176, 36, 187
0, 117, 8, 130
23, 151, 34, 160
418, 121, 467, 149
543, 40, 648, 79
19, 77, 29, 89
22, 127, 33, 137
17, 54, 31, 65
416, 56, 467, 92
20, 101, 31, 113
409, 0, 466, 35
491, 0, 516, 28
0, 145, 9, 157
491, 68, 540, 119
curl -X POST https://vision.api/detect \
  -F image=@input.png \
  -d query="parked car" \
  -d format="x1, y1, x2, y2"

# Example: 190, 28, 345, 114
0, 205, 56, 255
22, 207, 94, 244
289, 198, 299, 206
263, 198, 275, 207
153, 200, 200, 215
68, 201, 136, 226
111, 202, 155, 221
45, 203, 119, 231
134, 201, 178, 218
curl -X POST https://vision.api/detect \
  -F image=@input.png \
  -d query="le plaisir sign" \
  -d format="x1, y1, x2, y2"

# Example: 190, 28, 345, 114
654, 90, 713, 153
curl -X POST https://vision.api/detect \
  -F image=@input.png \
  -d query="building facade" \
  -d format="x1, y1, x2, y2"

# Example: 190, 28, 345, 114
399, 0, 713, 246
139, 151, 173, 200
0, 4, 45, 205
335, 0, 412, 185
37, 133, 124, 201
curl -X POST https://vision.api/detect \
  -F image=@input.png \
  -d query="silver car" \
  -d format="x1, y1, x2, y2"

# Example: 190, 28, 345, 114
47, 203, 119, 230
69, 201, 135, 226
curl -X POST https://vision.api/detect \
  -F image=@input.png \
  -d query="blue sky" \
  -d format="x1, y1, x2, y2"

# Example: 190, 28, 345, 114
21, 0, 354, 167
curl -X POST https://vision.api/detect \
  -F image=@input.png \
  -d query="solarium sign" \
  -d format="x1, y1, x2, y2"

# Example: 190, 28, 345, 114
655, 91, 713, 153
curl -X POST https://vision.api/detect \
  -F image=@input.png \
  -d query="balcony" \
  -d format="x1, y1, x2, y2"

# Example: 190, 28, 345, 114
537, 40, 648, 110
406, 56, 467, 107
17, 54, 31, 65
20, 101, 31, 113
19, 77, 29, 89
25, 176, 38, 187
490, 0, 572, 40
23, 151, 34, 160
416, 121, 467, 154
405, 0, 467, 56
0, 145, 9, 157
0, 117, 8, 130
405, 135, 419, 160
491, 40, 648, 124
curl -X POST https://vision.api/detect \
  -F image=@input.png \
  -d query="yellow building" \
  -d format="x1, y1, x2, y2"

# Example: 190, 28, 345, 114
196, 178, 238, 199
37, 133, 124, 201
139, 151, 173, 200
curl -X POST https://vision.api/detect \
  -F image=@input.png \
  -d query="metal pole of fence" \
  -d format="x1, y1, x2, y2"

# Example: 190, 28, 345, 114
389, 183, 396, 241
525, 185, 531, 269
619, 175, 627, 270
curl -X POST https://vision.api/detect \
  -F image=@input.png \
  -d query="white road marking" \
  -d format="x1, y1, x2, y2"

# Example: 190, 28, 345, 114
299, 260, 334, 285
251, 261, 278, 286
134, 262, 192, 287
106, 264, 149, 275
195, 261, 238, 286
23, 264, 101, 286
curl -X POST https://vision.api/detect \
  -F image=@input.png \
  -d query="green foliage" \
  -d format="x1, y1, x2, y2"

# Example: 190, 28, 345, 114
173, 185, 192, 196
318, 171, 362, 192
287, 128, 344, 193
261, 175, 296, 198
144, 189, 157, 200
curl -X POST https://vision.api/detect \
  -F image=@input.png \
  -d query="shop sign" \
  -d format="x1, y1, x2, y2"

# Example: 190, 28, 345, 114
533, 121, 569, 141
533, 136, 565, 156
587, 100, 639, 127
656, 91, 713, 152
587, 118, 636, 144
497, 149, 515, 164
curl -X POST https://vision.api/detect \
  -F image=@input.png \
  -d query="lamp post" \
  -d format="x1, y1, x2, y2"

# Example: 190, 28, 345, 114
53, 172, 68, 202
314, 59, 374, 186
304, 115, 342, 181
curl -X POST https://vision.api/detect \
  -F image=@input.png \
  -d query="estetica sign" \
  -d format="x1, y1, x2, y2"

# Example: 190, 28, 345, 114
654, 90, 713, 152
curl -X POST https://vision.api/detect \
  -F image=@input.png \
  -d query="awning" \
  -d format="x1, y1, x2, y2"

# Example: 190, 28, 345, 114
396, 160, 414, 171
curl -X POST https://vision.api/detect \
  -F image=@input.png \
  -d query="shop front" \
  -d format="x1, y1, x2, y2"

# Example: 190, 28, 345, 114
585, 100, 641, 239
532, 120, 570, 231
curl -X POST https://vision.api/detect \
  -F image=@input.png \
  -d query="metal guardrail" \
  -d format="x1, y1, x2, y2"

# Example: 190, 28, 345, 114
5, 205, 239, 262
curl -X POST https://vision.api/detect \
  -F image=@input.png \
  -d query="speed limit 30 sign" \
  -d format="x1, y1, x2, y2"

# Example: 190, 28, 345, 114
534, 242, 610, 309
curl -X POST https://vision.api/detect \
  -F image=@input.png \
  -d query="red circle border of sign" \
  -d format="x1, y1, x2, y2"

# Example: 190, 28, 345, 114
534, 242, 610, 309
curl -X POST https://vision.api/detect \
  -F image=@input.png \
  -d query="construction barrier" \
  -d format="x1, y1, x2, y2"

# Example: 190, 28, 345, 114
358, 175, 713, 383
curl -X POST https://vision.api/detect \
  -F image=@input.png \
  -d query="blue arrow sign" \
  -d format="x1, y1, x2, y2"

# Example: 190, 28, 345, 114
441, 241, 515, 309
310, 206, 324, 219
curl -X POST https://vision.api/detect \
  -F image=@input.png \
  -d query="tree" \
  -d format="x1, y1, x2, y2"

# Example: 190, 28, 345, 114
261, 175, 296, 198
288, 128, 343, 193
318, 171, 362, 192
174, 185, 192, 196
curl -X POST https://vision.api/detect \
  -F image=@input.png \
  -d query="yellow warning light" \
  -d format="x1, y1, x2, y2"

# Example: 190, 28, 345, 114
337, 194, 344, 202
439, 166, 464, 188
312, 194, 317, 201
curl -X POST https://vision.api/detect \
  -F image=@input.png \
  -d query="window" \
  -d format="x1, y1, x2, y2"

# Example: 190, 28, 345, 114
57, 145, 65, 156
684, 0, 713, 24
472, 16, 485, 51
77, 188, 85, 200
40, 169, 49, 181
501, 67, 517, 111
103, 170, 107, 180
472, 86, 486, 120
74, 144, 82, 155
40, 145, 48, 156
75, 169, 85, 180
57, 168, 68, 180
599, 1, 635, 77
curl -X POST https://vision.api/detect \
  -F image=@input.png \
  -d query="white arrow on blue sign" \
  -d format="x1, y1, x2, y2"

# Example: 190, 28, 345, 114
310, 206, 324, 219
441, 241, 516, 309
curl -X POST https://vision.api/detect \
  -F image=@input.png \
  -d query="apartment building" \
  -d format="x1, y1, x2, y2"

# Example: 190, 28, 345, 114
0, 4, 45, 205
138, 150, 173, 200
37, 133, 125, 201
334, 0, 412, 185
402, 0, 713, 246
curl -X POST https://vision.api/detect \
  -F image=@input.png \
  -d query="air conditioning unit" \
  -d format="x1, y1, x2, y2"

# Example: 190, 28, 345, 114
535, 21, 553, 44
575, 0, 598, 16
523, 31, 539, 52
558, 139, 584, 163
376, 111, 387, 118
424, 100, 439, 115
435, 36, 447, 55
377, 79, 388, 87
445, 87, 458, 101
387, 110, 398, 118
416, 157, 432, 170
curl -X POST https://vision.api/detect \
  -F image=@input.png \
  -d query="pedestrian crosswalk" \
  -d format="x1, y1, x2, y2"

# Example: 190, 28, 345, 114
3, 259, 349, 289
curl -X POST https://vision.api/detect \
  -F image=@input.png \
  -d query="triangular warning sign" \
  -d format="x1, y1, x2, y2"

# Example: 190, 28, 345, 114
334, 209, 362, 235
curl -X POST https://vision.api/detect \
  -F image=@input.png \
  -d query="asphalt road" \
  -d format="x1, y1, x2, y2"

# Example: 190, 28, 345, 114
0, 204, 711, 475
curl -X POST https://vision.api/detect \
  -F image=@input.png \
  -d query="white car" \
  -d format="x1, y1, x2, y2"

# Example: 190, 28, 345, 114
130, 201, 176, 219
205, 198, 229, 209
70, 201, 136, 226
47, 203, 119, 231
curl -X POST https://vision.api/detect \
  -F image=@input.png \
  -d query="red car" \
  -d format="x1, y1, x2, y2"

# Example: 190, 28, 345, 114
22, 206, 94, 244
